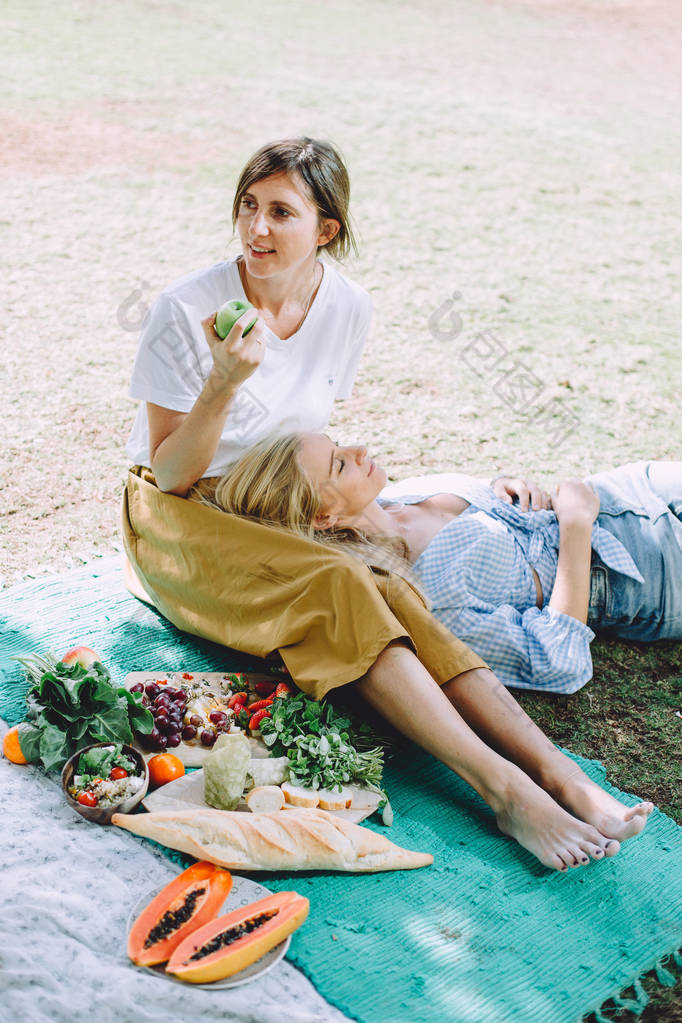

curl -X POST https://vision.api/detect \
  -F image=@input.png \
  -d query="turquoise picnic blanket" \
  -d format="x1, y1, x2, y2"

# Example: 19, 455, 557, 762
1, 555, 680, 1023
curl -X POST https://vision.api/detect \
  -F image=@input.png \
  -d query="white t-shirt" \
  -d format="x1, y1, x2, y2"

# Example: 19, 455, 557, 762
126, 258, 372, 476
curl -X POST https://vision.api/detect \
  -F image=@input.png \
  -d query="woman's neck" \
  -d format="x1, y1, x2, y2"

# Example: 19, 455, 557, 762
349, 500, 413, 544
240, 255, 320, 318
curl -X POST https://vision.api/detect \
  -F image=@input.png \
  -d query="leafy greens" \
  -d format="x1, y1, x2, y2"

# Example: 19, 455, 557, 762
15, 659, 153, 772
75, 743, 138, 785
259, 693, 386, 800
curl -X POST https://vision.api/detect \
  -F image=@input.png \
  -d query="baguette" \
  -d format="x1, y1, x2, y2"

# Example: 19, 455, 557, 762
112, 808, 433, 873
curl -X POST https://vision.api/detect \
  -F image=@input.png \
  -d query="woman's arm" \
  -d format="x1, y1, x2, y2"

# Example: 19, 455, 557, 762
549, 480, 600, 623
150, 312, 266, 496
148, 382, 238, 496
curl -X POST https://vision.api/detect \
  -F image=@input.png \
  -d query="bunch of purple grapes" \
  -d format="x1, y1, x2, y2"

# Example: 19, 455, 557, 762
131, 681, 230, 750
130, 681, 190, 751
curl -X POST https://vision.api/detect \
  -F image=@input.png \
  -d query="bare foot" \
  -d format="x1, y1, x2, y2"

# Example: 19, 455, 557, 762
494, 770, 617, 871
555, 769, 654, 843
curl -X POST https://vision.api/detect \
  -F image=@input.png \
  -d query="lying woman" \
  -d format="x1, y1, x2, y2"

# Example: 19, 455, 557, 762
211, 432, 681, 695
202, 431, 663, 871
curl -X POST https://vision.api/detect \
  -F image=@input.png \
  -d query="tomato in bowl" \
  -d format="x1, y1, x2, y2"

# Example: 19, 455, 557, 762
61, 742, 149, 825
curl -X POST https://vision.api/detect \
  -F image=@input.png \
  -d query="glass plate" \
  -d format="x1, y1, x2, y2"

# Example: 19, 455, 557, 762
126, 874, 291, 989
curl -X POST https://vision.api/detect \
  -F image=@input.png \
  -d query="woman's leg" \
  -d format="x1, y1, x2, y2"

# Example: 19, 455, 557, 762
588, 461, 682, 640
356, 642, 620, 871
441, 668, 653, 841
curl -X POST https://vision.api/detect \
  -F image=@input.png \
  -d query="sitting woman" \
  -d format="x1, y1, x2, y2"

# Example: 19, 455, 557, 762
203, 431, 663, 872
212, 433, 682, 694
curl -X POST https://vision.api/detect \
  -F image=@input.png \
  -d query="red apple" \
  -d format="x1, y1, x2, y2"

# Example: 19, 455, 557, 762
61, 645, 100, 669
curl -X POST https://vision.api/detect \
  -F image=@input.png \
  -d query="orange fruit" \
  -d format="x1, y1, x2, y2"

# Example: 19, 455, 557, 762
148, 753, 185, 788
3, 725, 28, 765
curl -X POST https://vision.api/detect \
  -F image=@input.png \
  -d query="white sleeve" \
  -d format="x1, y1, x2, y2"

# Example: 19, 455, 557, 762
128, 293, 206, 413
380, 474, 492, 502
334, 291, 372, 400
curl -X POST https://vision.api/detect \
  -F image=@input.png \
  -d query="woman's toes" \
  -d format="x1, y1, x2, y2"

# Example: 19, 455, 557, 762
603, 839, 620, 858
624, 801, 654, 821
555, 848, 582, 870
566, 846, 588, 867
581, 841, 606, 861
548, 851, 569, 871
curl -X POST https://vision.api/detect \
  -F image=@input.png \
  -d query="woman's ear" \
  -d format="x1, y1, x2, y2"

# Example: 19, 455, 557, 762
317, 218, 340, 248
313, 511, 338, 531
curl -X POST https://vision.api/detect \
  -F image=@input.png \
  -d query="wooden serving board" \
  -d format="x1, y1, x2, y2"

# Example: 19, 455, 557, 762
129, 670, 383, 824
125, 670, 276, 766
141, 769, 380, 825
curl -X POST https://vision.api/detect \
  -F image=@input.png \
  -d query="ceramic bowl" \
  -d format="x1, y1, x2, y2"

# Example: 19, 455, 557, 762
61, 742, 149, 825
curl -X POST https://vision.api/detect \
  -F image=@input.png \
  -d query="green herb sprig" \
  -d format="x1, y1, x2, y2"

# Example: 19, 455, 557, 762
259, 693, 388, 804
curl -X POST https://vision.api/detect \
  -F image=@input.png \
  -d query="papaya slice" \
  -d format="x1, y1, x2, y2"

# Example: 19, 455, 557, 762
128, 860, 232, 966
165, 890, 309, 983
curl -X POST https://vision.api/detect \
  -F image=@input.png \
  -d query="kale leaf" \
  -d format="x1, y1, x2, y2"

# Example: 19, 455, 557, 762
16, 659, 154, 772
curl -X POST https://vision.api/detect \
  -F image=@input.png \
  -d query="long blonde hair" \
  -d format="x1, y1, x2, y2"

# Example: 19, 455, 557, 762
211, 432, 426, 598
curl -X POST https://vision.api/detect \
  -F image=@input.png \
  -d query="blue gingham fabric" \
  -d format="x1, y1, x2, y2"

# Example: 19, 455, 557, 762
379, 475, 644, 694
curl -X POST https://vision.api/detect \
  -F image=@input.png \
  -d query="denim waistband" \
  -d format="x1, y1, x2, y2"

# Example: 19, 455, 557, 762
587, 564, 608, 627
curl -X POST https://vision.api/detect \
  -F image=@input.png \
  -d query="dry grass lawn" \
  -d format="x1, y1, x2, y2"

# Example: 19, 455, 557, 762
2, 1, 681, 1018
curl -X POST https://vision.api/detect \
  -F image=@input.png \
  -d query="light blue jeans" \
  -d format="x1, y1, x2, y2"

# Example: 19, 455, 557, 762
585, 461, 682, 641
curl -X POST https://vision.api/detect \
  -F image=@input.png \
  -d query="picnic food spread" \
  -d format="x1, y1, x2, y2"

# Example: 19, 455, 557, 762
5, 644, 433, 987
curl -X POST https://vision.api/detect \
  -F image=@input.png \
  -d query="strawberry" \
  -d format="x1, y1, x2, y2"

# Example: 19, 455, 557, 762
235, 707, 250, 729
248, 708, 272, 731
254, 681, 277, 697
274, 682, 293, 699
224, 672, 247, 687
227, 691, 248, 709
247, 698, 274, 713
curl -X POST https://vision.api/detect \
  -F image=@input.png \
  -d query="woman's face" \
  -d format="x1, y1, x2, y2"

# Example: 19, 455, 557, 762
236, 172, 338, 279
297, 433, 387, 529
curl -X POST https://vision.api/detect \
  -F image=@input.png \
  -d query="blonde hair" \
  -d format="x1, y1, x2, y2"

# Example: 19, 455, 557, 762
211, 433, 427, 599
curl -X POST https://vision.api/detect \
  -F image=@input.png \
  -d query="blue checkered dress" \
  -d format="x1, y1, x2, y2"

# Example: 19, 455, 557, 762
379, 474, 643, 694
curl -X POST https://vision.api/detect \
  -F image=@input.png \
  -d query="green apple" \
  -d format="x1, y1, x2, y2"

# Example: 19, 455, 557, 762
215, 298, 257, 339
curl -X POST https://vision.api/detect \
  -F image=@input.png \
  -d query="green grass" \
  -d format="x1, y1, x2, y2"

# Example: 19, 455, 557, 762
515, 640, 682, 821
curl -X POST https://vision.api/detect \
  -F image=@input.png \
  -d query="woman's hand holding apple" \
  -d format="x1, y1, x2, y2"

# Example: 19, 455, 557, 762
201, 310, 266, 396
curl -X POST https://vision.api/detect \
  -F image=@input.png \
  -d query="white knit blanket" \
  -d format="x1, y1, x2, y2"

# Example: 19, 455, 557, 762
0, 725, 348, 1023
